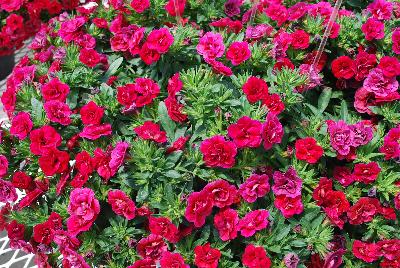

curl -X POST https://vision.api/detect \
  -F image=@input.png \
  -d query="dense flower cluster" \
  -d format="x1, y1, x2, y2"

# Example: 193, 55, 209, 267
0, 0, 77, 56
0, 0, 399, 267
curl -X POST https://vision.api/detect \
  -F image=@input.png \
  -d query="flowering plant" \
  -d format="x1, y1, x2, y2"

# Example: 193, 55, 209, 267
0, 0, 400, 267
0, 0, 79, 56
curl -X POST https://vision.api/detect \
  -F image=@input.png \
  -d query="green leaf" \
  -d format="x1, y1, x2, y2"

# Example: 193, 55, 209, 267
339, 100, 349, 122
67, 90, 79, 109
164, 170, 181, 179
318, 87, 332, 113
103, 57, 123, 81
136, 184, 149, 203
31, 97, 45, 126
158, 101, 176, 142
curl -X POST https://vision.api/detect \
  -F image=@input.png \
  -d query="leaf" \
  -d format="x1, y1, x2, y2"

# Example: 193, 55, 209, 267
136, 184, 149, 203
164, 170, 181, 179
158, 101, 176, 142
31, 97, 45, 126
103, 57, 123, 81
67, 90, 79, 109
318, 87, 332, 113
339, 100, 349, 122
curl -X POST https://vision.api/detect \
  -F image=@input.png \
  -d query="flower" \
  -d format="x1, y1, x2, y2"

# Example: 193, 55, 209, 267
80, 101, 104, 125
184, 191, 213, 227
130, 0, 150, 13
149, 216, 179, 243
274, 195, 304, 218
392, 28, 400, 54
0, 179, 17, 203
353, 162, 381, 184
352, 240, 380, 263
378, 56, 400, 78
347, 197, 381, 225
239, 174, 270, 203
262, 94, 285, 115
327, 120, 354, 156
194, 243, 221, 268
262, 113, 284, 150
295, 137, 324, 164
33, 221, 54, 245
128, 259, 156, 268
79, 48, 101, 68
79, 124, 112, 140
38, 149, 70, 176
203, 179, 238, 208
228, 116, 262, 148
290, 30, 310, 49
134, 121, 167, 143
331, 56, 355, 79
41, 77, 70, 102
213, 208, 239, 241
197, 32, 225, 59
137, 234, 167, 260
226, 41, 251, 66
265, 4, 288, 26
29, 125, 62, 156
165, 97, 187, 123
12, 171, 33, 190
200, 135, 237, 168
146, 28, 174, 54
363, 68, 399, 99
368, 0, 393, 20
272, 167, 302, 198
361, 18, 385, 41
242, 244, 271, 268
6, 220, 25, 240
44, 100, 72, 126
10, 112, 33, 140
160, 251, 189, 268
242, 76, 269, 104
108, 190, 136, 220
237, 209, 269, 237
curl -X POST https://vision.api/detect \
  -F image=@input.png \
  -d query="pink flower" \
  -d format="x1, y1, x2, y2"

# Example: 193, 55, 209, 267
128, 259, 156, 268
333, 166, 355, 187
239, 174, 270, 203
0, 0, 24, 12
242, 244, 271, 268
109, 141, 129, 174
41, 77, 70, 102
213, 208, 239, 241
205, 58, 233, 76
368, 0, 393, 20
274, 195, 303, 218
378, 56, 400, 78
361, 18, 385, 41
203, 179, 238, 208
165, 97, 187, 123
194, 243, 221, 268
295, 137, 324, 164
224, 0, 242, 17
146, 28, 174, 54
0, 179, 17, 203
137, 234, 167, 260
44, 100, 72, 126
227, 116, 262, 148
130, 0, 150, 13
272, 167, 302, 198
350, 122, 373, 147
290, 30, 310, 49
226, 41, 251, 66
327, 120, 354, 156
265, 4, 288, 26
238, 209, 269, 237
363, 68, 398, 99
134, 121, 167, 143
149, 216, 179, 243
167, 73, 183, 96
288, 2, 309, 21
392, 28, 400, 54
79, 48, 101, 68
160, 251, 189, 268
352, 240, 380, 263
184, 191, 213, 227
262, 113, 284, 150
79, 124, 112, 140
197, 32, 225, 59
380, 126, 400, 160
10, 112, 33, 140
262, 93, 285, 115
108, 189, 136, 220
58, 16, 86, 43
200, 135, 237, 168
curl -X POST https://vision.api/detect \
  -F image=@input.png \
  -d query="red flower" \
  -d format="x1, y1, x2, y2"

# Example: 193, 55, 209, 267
134, 121, 167, 143
146, 28, 174, 54
262, 93, 285, 115
378, 239, 400, 261
194, 243, 221, 268
128, 259, 156, 268
262, 113, 283, 150
242, 76, 269, 104
290, 30, 310, 49
80, 101, 104, 125
238, 209, 269, 237
165, 97, 187, 123
378, 56, 400, 78
0, 0, 24, 12
354, 51, 377, 81
333, 166, 355, 187
33, 221, 54, 245
149, 216, 179, 243
203, 179, 238, 208
331, 56, 355, 79
41, 77, 70, 102
79, 124, 112, 140
0, 156, 8, 179
213, 208, 239, 241
239, 174, 270, 203
135, 78, 160, 107
274, 195, 304, 218
11, 171, 33, 190
361, 18, 385, 41
160, 251, 188, 268
200, 135, 237, 168
242, 244, 271, 268
295, 137, 324, 164
44, 100, 72, 126
108, 190, 136, 220
165, 0, 186, 16
130, 0, 150, 13
312, 177, 333, 205
353, 162, 381, 184
137, 234, 167, 260
10, 112, 33, 140
139, 43, 161, 65
79, 48, 101, 68
265, 4, 288, 26
75, 151, 94, 176
38, 149, 70, 176
226, 41, 251, 66
166, 136, 189, 154
352, 240, 380, 263
184, 191, 213, 227
347, 197, 381, 225
6, 220, 25, 240
323, 191, 350, 229
227, 116, 262, 148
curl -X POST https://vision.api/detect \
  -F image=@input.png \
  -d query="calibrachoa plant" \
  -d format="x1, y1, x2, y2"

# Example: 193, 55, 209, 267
0, 0, 399, 267
0, 0, 79, 56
